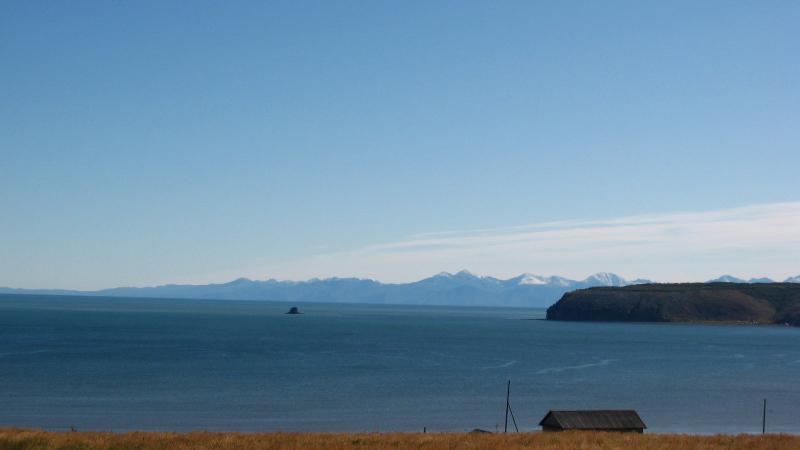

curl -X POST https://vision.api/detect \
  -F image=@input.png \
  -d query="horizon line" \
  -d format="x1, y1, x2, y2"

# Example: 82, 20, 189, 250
4, 270, 800, 293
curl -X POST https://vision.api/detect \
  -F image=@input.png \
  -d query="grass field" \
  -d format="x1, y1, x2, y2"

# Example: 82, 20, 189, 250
1, 429, 799, 450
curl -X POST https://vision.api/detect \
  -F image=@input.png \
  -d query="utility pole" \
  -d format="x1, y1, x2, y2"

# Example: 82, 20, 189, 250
504, 380, 510, 433
762, 399, 767, 434
503, 380, 519, 433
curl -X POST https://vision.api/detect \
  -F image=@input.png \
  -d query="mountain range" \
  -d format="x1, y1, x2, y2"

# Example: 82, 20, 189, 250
708, 275, 800, 284
1, 271, 798, 308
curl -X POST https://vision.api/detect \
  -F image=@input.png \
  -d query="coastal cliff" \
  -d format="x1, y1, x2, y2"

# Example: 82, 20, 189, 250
546, 283, 800, 326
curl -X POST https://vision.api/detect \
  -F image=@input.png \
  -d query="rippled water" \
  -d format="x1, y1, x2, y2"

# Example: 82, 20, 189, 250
2, 294, 799, 433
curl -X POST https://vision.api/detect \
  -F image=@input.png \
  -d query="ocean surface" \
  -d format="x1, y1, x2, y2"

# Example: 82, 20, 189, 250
2, 294, 800, 434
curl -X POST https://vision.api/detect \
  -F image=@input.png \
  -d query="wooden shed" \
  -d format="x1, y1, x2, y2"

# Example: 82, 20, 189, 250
538, 410, 646, 433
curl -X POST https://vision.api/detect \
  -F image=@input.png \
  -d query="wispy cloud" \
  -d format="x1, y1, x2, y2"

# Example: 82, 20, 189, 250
200, 202, 800, 284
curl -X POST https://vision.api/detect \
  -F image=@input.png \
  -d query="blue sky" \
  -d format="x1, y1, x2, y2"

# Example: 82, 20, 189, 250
2, 1, 798, 289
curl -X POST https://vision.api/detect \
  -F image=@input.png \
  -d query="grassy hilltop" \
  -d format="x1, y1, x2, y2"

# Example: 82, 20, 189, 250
547, 283, 800, 325
2, 429, 800, 450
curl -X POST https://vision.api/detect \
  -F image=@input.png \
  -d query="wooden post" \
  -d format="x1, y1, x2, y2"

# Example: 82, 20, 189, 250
504, 380, 510, 433
762, 399, 767, 434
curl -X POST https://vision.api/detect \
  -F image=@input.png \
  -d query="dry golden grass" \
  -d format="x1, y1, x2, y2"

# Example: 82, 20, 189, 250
1, 429, 799, 450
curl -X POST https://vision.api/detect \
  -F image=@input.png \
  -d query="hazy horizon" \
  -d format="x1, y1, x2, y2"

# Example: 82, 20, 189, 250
5, 271, 800, 292
2, 201, 798, 290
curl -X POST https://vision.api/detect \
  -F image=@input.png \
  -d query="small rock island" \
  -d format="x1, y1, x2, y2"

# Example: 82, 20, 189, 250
286, 306, 302, 315
546, 283, 800, 326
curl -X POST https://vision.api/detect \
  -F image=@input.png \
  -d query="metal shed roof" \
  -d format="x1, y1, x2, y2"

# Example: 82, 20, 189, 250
539, 410, 646, 430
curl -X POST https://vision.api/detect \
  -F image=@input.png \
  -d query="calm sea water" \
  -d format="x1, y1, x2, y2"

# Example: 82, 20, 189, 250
2, 294, 800, 434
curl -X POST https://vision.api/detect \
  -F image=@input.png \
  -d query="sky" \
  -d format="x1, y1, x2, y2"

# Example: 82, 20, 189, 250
1, 1, 798, 289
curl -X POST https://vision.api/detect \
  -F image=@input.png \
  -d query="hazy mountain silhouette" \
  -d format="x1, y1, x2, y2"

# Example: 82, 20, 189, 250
1, 271, 652, 307
3, 271, 797, 307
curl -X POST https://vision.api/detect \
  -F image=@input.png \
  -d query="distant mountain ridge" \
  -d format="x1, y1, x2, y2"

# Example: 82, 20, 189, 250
707, 275, 800, 284
2, 271, 798, 308
1, 271, 651, 308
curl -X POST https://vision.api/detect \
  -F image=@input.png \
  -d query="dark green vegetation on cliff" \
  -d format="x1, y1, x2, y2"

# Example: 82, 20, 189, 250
546, 283, 800, 326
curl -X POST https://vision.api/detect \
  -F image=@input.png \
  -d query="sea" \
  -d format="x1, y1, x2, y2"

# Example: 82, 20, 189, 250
2, 294, 799, 434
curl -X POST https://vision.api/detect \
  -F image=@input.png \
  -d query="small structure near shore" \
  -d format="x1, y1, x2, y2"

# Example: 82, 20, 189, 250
538, 410, 646, 433
286, 306, 302, 314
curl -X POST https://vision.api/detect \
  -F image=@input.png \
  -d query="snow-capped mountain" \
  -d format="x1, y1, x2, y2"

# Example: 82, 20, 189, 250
784, 275, 800, 283
709, 275, 747, 283
581, 272, 629, 287
516, 273, 550, 285
512, 273, 572, 286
